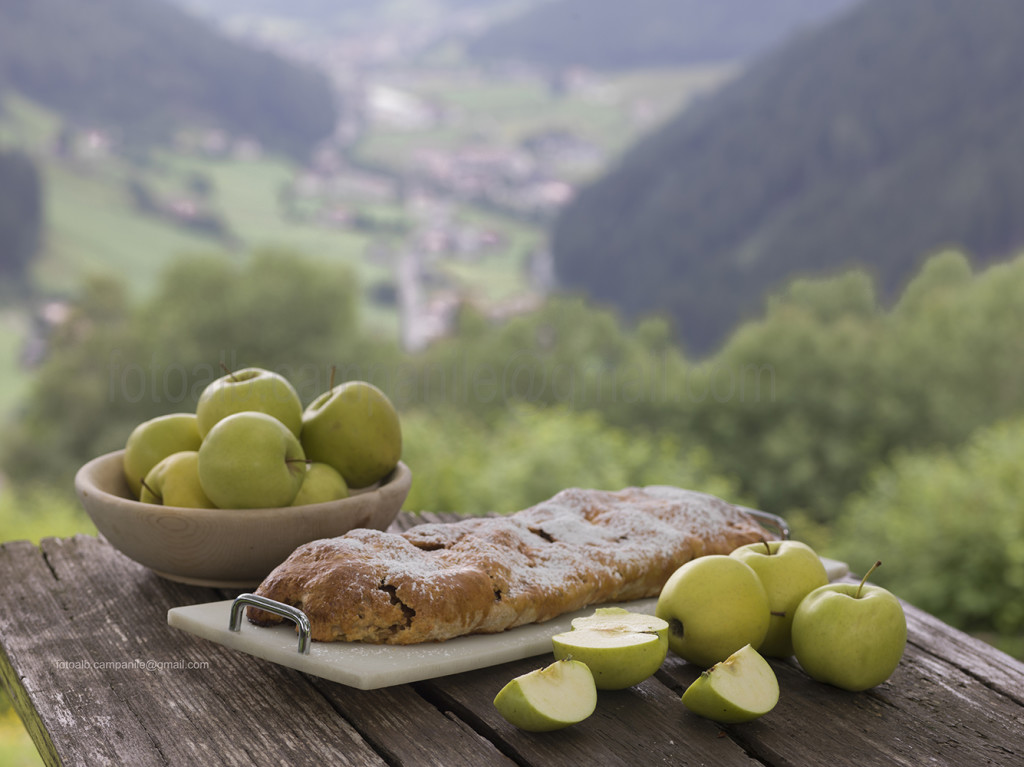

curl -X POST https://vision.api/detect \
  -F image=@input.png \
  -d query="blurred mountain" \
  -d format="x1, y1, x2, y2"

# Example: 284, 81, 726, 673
170, 0, 534, 26
550, 0, 1024, 355
466, 0, 860, 70
170, 0, 377, 21
0, 0, 336, 159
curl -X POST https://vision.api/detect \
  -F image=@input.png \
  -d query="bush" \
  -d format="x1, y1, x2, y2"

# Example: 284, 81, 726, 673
832, 417, 1024, 640
401, 403, 743, 515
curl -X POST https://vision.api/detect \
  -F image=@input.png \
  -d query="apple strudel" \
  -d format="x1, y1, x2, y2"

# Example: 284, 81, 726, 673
247, 485, 772, 644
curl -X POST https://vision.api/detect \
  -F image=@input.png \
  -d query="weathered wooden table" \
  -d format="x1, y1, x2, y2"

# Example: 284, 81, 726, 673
2, 512, 1023, 766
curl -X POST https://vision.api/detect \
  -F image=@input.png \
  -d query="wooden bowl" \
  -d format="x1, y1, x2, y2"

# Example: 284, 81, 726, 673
74, 450, 411, 588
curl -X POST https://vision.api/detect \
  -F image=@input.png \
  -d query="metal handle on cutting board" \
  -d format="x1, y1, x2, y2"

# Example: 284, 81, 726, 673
741, 507, 791, 540
229, 593, 312, 655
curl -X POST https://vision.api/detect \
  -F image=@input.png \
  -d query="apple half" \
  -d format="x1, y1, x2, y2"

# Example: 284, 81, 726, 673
681, 644, 779, 724
553, 607, 669, 689
493, 659, 597, 731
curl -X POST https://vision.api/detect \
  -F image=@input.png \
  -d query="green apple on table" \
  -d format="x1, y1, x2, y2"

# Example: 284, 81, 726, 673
791, 561, 907, 691
301, 380, 402, 489
197, 411, 308, 509
552, 607, 669, 689
655, 555, 771, 668
291, 462, 349, 506
681, 643, 779, 724
730, 539, 829, 657
195, 367, 303, 439
123, 413, 202, 499
493, 659, 597, 731
139, 451, 215, 508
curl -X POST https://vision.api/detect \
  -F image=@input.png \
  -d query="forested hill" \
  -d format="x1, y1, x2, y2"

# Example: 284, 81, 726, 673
466, 0, 860, 70
550, 0, 1024, 355
0, 0, 336, 159
171, 0, 513, 26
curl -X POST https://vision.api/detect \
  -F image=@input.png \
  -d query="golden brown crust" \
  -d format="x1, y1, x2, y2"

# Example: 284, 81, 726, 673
248, 486, 772, 644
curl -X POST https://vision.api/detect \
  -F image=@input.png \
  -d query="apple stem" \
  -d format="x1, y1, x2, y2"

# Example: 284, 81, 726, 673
770, 610, 786, 617
139, 477, 156, 499
329, 365, 336, 392
220, 362, 240, 382
857, 560, 882, 598
761, 538, 772, 555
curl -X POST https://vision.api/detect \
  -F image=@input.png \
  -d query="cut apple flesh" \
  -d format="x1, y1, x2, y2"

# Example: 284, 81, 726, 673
552, 624, 668, 690
681, 644, 779, 724
571, 607, 669, 639
493, 659, 597, 731
557, 626, 659, 655
557, 628, 657, 650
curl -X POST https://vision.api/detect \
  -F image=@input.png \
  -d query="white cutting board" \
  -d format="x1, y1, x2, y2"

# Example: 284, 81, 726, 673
167, 557, 848, 690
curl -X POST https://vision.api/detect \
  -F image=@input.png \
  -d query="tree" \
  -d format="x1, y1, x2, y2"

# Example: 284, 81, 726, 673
672, 252, 1024, 522
1, 275, 140, 490
833, 417, 1024, 655
0, 0, 336, 158
550, 0, 1024, 354
401, 403, 742, 515
1, 248, 393, 490
137, 247, 372, 404
682, 269, 889, 519
0, 148, 43, 283
400, 296, 690, 429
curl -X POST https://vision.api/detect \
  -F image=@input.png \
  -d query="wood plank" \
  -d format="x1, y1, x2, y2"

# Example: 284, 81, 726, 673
1, 539, 82, 767
835, 574, 1024, 704
2, 532, 517, 767
5, 525, 1024, 767
904, 603, 1024, 705
1, 537, 181, 766
1, 535, 389, 766
655, 616, 1024, 766
308, 678, 516, 767
418, 652, 763, 766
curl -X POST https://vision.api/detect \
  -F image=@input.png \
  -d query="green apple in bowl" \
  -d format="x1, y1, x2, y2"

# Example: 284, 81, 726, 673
681, 643, 779, 723
301, 380, 402, 489
291, 462, 349, 506
196, 367, 303, 439
552, 608, 669, 689
493, 659, 597, 732
791, 561, 907, 691
730, 539, 829, 658
198, 411, 307, 509
123, 413, 202, 499
655, 555, 771, 668
140, 451, 215, 508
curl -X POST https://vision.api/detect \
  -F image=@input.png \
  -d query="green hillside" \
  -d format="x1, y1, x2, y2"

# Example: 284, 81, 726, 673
0, 0, 336, 159
0, 94, 380, 317
551, 0, 1024, 354
467, 0, 859, 70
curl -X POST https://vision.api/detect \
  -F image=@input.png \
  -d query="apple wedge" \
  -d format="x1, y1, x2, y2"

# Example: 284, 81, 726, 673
493, 659, 597, 731
553, 607, 669, 689
681, 644, 779, 724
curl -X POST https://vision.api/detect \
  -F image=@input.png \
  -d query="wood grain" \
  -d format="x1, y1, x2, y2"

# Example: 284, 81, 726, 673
1, 536, 385, 766
2, 518, 1024, 767
417, 654, 763, 767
